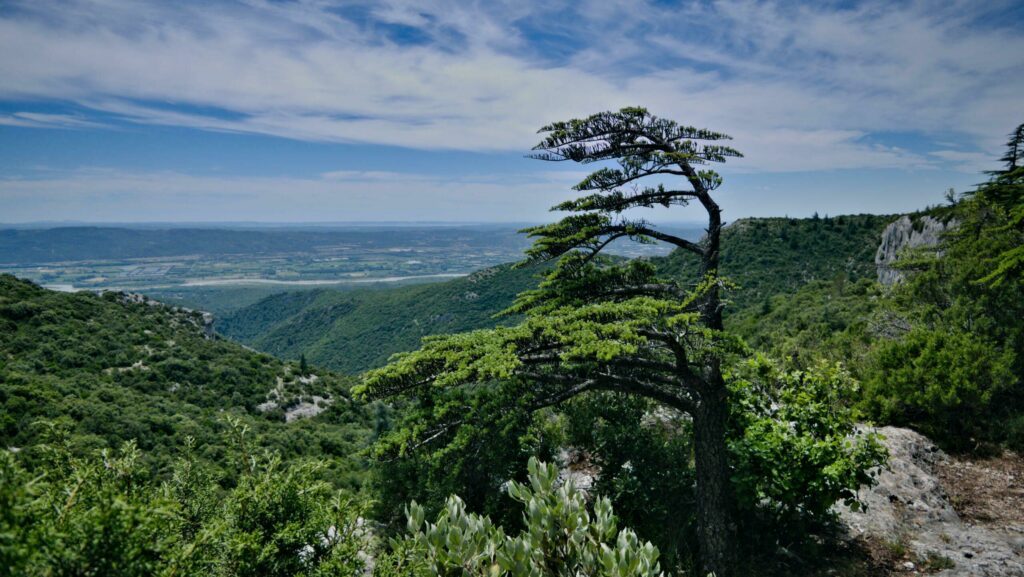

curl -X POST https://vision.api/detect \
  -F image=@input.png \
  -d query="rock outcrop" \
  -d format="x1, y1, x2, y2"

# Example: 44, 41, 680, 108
256, 373, 334, 422
115, 291, 215, 338
837, 426, 1024, 576
875, 215, 956, 286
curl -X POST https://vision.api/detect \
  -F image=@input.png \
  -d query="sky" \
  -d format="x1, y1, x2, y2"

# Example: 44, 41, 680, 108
0, 0, 1022, 224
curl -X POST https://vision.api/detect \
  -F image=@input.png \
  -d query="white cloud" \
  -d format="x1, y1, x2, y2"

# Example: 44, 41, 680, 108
929, 150, 999, 174
0, 0, 1020, 172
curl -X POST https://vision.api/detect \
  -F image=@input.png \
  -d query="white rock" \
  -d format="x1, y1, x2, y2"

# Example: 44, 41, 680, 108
836, 426, 1024, 576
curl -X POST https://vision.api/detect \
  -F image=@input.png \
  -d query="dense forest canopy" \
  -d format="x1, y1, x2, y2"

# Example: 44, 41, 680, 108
0, 274, 376, 485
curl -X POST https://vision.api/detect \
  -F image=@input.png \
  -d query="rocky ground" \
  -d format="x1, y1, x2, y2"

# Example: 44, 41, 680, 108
837, 426, 1024, 576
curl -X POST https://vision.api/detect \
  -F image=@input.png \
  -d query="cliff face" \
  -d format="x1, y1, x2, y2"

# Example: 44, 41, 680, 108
875, 215, 956, 286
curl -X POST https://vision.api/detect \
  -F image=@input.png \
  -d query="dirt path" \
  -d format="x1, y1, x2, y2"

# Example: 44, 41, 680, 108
936, 449, 1024, 529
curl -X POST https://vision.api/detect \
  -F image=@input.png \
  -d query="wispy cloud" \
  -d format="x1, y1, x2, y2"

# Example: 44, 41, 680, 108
0, 112, 106, 129
0, 0, 1020, 173
929, 150, 1000, 174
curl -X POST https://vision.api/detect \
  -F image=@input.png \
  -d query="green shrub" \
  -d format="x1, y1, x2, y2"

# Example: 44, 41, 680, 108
862, 327, 1017, 450
1, 426, 368, 577
729, 357, 887, 533
561, 394, 698, 570
379, 456, 663, 577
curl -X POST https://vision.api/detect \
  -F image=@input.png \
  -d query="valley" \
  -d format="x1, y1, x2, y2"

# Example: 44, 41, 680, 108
3, 198, 1022, 576
0, 223, 704, 315
2, 105, 1021, 577
212, 214, 893, 373
0, 224, 535, 292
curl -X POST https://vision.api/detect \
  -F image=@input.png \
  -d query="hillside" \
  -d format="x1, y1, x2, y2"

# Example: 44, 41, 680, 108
659, 213, 893, 312
0, 274, 374, 484
217, 263, 545, 373
218, 214, 894, 374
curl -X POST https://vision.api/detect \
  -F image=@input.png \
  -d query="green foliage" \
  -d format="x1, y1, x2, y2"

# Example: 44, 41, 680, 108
719, 128, 1024, 454
0, 427, 367, 577
0, 450, 46, 576
975, 159, 1024, 286
378, 457, 664, 577
358, 289, 716, 398
218, 264, 544, 374
557, 360, 886, 570
854, 142, 1024, 450
862, 328, 1016, 450
368, 384, 557, 532
561, 394, 698, 570
728, 277, 882, 367
31, 442, 183, 577
660, 214, 891, 312
887, 130, 1023, 449
208, 460, 364, 576
728, 358, 886, 528
0, 274, 375, 485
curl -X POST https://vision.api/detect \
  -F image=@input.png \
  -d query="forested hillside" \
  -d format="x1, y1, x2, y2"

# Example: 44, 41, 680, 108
661, 213, 892, 311
733, 201, 1024, 452
217, 263, 544, 373
3, 113, 1020, 577
0, 274, 375, 485
219, 214, 892, 374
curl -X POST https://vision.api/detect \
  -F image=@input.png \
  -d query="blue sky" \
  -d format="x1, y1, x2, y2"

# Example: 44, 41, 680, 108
0, 0, 1022, 223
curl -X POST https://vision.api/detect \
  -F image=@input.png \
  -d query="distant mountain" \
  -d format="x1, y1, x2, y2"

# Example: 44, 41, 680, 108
218, 214, 895, 374
0, 274, 373, 483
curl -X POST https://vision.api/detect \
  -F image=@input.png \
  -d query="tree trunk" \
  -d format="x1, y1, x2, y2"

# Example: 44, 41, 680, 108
693, 376, 737, 577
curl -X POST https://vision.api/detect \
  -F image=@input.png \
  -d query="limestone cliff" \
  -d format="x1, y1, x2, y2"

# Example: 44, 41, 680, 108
875, 215, 956, 286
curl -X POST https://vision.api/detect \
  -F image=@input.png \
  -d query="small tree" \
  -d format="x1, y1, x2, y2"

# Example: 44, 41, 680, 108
977, 122, 1024, 286
359, 107, 743, 576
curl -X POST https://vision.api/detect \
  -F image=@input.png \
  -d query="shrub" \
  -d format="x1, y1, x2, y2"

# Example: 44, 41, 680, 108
861, 327, 1017, 450
729, 357, 887, 536
1, 428, 368, 577
380, 457, 664, 577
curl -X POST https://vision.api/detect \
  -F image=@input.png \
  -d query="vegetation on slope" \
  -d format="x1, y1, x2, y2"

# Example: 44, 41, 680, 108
660, 213, 892, 312
357, 108, 888, 577
217, 263, 544, 374
0, 274, 375, 485
727, 133, 1024, 452
1, 426, 368, 577
220, 214, 892, 375
4, 122, 1019, 576
859, 163, 1024, 451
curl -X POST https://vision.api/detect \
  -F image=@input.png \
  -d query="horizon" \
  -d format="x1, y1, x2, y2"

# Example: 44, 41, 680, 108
0, 211, 900, 230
